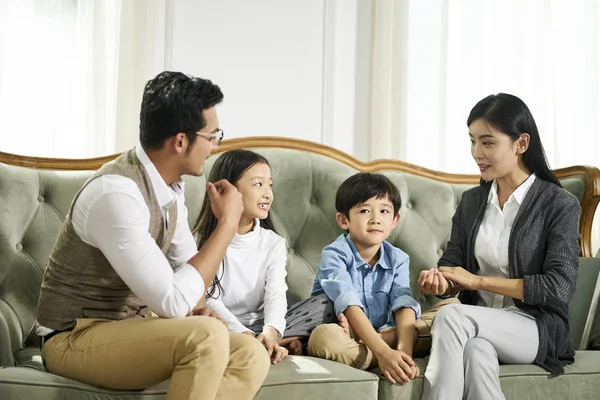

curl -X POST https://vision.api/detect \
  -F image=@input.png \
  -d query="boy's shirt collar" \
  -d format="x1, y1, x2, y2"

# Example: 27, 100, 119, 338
343, 233, 391, 270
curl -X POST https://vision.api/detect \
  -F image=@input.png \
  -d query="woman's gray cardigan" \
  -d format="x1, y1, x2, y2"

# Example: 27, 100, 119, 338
438, 177, 580, 375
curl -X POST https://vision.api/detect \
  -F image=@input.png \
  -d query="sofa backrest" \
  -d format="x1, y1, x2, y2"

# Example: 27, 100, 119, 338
1, 137, 599, 365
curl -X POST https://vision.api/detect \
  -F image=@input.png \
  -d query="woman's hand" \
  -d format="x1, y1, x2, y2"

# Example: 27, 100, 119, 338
418, 268, 449, 296
438, 267, 480, 291
257, 326, 287, 364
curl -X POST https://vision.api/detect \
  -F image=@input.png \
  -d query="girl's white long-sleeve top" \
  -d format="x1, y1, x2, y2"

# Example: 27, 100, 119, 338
206, 219, 288, 337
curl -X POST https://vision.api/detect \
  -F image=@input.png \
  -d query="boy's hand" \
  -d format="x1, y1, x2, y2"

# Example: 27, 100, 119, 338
257, 326, 287, 364
376, 347, 418, 384
418, 268, 449, 296
206, 179, 243, 228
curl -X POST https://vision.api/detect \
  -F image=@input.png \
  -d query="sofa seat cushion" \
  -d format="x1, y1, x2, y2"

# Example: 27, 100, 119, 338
0, 355, 378, 400
376, 351, 600, 400
258, 356, 378, 399
14, 347, 45, 371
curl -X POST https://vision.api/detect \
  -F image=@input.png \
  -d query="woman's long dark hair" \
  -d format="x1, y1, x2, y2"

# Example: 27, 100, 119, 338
192, 150, 276, 299
467, 93, 561, 187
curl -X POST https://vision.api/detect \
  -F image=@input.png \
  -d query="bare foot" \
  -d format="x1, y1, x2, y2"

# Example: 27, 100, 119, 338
337, 313, 350, 335
287, 339, 304, 355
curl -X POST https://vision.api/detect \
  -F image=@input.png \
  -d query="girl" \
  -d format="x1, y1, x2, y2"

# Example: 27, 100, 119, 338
193, 150, 334, 364
418, 93, 580, 400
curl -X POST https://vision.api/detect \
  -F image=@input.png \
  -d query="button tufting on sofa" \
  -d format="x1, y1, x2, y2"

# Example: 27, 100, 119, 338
2, 140, 600, 400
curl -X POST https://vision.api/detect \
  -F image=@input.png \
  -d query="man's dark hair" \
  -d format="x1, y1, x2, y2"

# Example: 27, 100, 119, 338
335, 172, 402, 218
139, 71, 224, 149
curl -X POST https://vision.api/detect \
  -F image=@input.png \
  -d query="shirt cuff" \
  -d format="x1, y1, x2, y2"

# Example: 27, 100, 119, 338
228, 321, 253, 335
333, 291, 364, 316
263, 323, 284, 339
391, 295, 422, 319
172, 263, 205, 312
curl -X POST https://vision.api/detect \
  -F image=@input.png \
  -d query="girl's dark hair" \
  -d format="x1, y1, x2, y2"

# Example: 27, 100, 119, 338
467, 93, 561, 187
192, 150, 276, 298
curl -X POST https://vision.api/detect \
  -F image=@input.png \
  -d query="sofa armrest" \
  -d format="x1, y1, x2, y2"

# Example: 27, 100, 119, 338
0, 300, 23, 367
572, 258, 600, 350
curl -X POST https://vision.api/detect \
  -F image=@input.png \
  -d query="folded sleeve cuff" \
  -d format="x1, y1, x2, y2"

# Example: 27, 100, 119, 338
333, 290, 364, 315
523, 274, 541, 305
391, 295, 421, 319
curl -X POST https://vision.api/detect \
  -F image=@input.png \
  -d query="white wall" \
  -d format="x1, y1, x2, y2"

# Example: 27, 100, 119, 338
170, 0, 326, 144
168, 0, 370, 159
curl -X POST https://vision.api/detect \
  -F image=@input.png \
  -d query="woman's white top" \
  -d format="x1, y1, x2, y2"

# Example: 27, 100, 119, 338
474, 174, 536, 308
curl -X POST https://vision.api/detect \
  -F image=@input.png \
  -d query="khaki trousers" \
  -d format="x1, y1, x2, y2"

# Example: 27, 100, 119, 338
306, 323, 396, 370
42, 316, 271, 400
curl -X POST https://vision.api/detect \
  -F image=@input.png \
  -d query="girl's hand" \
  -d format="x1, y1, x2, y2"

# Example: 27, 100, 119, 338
438, 267, 480, 290
257, 326, 287, 364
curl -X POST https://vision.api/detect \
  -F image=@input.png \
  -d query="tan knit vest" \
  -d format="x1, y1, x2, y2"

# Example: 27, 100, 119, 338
37, 149, 178, 331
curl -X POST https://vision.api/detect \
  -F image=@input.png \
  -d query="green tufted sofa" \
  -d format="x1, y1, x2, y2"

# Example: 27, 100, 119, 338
2, 137, 600, 400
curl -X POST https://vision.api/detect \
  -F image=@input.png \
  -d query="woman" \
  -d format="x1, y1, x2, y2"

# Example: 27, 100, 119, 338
419, 93, 580, 400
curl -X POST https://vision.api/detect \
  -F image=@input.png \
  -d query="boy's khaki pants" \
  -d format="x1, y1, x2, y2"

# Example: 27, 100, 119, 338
306, 323, 395, 370
41, 316, 270, 400
306, 300, 460, 369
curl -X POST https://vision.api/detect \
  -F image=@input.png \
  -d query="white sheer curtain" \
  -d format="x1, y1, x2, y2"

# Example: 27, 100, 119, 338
369, 0, 600, 251
369, 0, 600, 172
0, 0, 169, 158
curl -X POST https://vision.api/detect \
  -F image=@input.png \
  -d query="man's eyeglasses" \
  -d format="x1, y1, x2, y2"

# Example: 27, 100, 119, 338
196, 129, 224, 146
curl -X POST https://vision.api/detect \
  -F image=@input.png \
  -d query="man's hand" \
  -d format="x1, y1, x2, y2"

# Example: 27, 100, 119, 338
206, 179, 243, 228
375, 348, 418, 385
418, 268, 449, 296
187, 307, 220, 320
257, 326, 287, 364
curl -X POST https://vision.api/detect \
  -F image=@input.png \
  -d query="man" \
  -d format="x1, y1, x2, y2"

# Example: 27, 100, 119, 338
36, 71, 270, 400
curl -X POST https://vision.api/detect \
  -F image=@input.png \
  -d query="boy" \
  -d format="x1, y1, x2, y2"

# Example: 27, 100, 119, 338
308, 172, 421, 385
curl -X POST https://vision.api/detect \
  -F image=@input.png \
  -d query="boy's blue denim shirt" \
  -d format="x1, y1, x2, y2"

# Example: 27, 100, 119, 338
312, 234, 421, 330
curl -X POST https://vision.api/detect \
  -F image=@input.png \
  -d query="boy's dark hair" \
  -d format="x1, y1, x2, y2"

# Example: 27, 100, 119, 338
192, 150, 276, 299
139, 71, 224, 150
335, 172, 402, 217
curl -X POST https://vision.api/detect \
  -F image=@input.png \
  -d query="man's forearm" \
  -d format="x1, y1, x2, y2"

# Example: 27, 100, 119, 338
394, 308, 416, 356
188, 221, 237, 289
344, 306, 389, 356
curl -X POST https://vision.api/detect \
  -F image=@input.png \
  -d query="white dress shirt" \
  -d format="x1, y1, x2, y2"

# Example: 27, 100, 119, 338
474, 174, 536, 308
38, 146, 204, 336
206, 219, 288, 337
